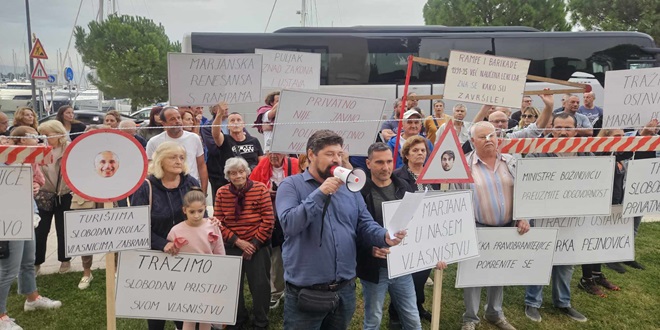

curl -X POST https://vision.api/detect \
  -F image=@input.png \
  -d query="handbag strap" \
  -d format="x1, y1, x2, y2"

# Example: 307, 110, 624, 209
145, 179, 153, 206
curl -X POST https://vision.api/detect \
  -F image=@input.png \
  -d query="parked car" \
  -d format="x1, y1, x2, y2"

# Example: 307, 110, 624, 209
39, 110, 142, 125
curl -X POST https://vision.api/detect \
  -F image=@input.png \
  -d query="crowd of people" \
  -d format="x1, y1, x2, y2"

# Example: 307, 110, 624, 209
0, 88, 652, 330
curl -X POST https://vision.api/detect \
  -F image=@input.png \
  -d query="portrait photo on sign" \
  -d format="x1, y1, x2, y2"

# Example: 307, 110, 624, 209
441, 150, 455, 172
95, 151, 120, 178
63, 129, 147, 202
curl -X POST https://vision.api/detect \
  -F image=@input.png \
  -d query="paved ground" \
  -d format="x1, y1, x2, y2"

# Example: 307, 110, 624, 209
38, 210, 660, 276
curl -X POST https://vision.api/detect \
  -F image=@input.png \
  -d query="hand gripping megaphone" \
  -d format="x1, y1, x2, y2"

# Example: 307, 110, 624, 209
330, 166, 367, 192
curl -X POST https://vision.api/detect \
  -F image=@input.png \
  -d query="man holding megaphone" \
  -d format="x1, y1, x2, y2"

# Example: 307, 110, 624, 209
275, 130, 407, 330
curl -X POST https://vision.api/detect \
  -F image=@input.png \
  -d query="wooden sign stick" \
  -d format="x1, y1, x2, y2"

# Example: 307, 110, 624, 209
431, 269, 444, 330
104, 202, 117, 330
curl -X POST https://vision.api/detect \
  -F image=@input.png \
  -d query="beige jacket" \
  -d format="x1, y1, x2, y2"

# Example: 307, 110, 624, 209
39, 145, 71, 196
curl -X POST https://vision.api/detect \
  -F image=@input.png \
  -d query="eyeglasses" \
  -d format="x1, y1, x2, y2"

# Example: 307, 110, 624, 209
521, 114, 537, 119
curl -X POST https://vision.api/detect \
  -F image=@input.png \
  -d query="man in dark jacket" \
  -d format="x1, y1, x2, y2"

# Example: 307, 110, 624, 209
357, 142, 421, 330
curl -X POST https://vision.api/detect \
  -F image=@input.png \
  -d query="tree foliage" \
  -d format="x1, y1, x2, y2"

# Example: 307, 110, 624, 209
74, 15, 180, 107
423, 0, 570, 31
568, 0, 659, 43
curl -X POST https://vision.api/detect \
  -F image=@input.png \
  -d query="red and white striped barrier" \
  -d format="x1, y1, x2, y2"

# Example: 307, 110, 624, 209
0, 145, 54, 165
499, 136, 660, 154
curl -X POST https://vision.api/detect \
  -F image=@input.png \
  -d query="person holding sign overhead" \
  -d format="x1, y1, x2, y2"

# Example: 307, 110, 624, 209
131, 141, 202, 330
275, 130, 407, 330
523, 112, 588, 324
450, 122, 530, 330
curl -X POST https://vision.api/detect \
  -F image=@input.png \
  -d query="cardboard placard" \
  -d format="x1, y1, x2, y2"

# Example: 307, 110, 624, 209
602, 67, 660, 128
116, 250, 242, 325
622, 158, 660, 217
514, 156, 615, 219
64, 206, 151, 257
256, 49, 321, 90
384, 190, 479, 279
534, 205, 634, 265
456, 228, 557, 288
269, 89, 387, 156
0, 165, 33, 240
168, 53, 262, 106
443, 50, 530, 108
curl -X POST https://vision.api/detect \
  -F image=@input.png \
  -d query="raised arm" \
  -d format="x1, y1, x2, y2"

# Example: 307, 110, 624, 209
472, 104, 492, 123
211, 102, 228, 146
535, 90, 554, 130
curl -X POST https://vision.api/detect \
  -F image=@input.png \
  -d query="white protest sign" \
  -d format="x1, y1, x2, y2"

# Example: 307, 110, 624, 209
456, 228, 557, 288
64, 206, 150, 257
270, 89, 387, 156
116, 250, 242, 325
0, 165, 33, 240
256, 49, 321, 90
534, 205, 634, 265
514, 156, 614, 219
443, 50, 530, 108
168, 53, 262, 106
623, 158, 660, 217
384, 190, 479, 279
602, 67, 660, 128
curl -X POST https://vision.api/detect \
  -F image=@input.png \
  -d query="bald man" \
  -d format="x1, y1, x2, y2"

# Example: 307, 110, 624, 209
578, 92, 602, 125
0, 112, 9, 136
118, 120, 147, 148
95, 151, 120, 178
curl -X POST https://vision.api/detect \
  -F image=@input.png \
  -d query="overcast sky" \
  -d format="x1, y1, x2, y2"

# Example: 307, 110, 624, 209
0, 0, 427, 80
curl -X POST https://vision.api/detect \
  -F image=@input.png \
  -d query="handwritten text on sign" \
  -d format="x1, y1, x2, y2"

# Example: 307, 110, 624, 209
256, 49, 320, 90
455, 228, 557, 288
167, 53, 262, 106
0, 165, 33, 240
269, 89, 386, 156
602, 67, 660, 128
623, 158, 660, 217
534, 205, 634, 265
64, 206, 150, 257
383, 190, 479, 279
514, 156, 615, 219
443, 51, 530, 108
116, 250, 242, 325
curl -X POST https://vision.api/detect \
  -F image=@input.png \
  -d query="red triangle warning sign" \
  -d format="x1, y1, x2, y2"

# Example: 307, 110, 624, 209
417, 120, 473, 184
31, 60, 48, 79
29, 38, 48, 59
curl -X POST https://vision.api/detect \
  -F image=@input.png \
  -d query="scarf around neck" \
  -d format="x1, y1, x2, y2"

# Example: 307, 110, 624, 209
228, 180, 254, 219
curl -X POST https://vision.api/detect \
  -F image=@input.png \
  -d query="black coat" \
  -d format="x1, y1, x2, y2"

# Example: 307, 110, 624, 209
393, 164, 440, 191
130, 174, 201, 251
356, 175, 413, 284
69, 122, 87, 141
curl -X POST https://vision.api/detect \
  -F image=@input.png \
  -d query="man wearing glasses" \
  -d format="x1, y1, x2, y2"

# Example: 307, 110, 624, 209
510, 96, 533, 123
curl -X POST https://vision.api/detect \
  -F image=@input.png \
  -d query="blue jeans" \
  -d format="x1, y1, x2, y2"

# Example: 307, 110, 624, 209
361, 269, 421, 330
284, 281, 356, 330
525, 265, 574, 308
0, 238, 38, 314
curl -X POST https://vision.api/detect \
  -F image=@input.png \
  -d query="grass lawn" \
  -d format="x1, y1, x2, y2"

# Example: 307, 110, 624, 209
7, 222, 660, 329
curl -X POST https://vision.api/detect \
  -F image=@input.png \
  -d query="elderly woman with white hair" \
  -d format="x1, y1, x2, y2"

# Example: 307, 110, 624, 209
214, 157, 274, 330
130, 141, 201, 330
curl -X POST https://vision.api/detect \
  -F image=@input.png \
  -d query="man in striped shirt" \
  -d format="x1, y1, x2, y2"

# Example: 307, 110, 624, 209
452, 122, 530, 330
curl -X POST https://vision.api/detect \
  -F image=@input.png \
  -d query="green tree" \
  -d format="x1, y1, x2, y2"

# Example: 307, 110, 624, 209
423, 0, 570, 31
569, 0, 659, 43
74, 15, 180, 107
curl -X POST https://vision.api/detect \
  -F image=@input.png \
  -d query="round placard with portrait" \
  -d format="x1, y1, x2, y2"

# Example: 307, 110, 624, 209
62, 129, 147, 202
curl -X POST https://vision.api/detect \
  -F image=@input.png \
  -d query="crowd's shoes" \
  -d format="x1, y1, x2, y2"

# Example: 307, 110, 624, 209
525, 306, 542, 322
419, 309, 432, 322
485, 316, 516, 330
425, 277, 434, 287
605, 262, 626, 274
0, 315, 22, 330
593, 273, 620, 291
23, 296, 62, 312
58, 261, 71, 274
558, 307, 587, 322
623, 260, 645, 270
461, 322, 477, 330
269, 294, 282, 309
78, 274, 94, 290
578, 278, 606, 297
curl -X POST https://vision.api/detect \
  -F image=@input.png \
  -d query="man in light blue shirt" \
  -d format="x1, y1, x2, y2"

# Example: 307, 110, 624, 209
276, 129, 405, 329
